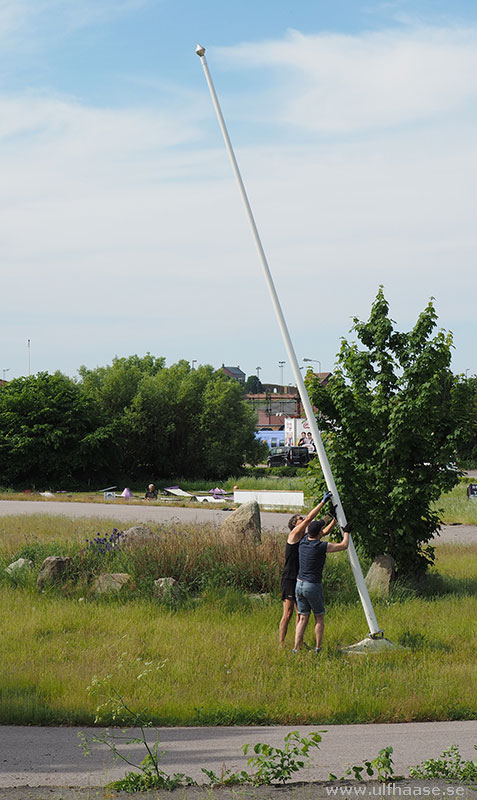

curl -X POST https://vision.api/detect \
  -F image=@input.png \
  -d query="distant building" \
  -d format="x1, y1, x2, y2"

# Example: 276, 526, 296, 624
221, 365, 246, 384
245, 373, 332, 429
245, 387, 301, 430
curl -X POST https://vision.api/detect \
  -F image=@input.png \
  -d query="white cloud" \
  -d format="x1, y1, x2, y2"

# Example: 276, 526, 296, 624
2, 21, 477, 379
0, 0, 150, 49
217, 26, 477, 132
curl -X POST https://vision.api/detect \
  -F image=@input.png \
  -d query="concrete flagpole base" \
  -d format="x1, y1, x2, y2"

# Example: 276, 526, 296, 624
341, 635, 398, 654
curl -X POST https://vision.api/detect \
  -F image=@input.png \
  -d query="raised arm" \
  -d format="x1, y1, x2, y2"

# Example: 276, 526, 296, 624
326, 522, 352, 553
288, 491, 332, 543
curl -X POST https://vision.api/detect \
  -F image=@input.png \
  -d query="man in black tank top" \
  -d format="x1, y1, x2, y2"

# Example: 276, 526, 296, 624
292, 518, 352, 653
279, 491, 332, 646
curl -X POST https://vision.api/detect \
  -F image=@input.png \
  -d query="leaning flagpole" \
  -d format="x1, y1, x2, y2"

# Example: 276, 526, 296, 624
196, 44, 384, 641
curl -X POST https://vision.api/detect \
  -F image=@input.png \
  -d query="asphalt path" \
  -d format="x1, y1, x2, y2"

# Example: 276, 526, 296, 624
1, 721, 476, 788
0, 500, 476, 542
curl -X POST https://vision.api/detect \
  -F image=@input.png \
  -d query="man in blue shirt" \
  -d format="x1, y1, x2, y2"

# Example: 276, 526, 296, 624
292, 515, 351, 653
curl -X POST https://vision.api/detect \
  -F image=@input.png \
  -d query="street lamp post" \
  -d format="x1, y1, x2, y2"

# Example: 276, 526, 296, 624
256, 366, 262, 379
196, 44, 387, 648
303, 357, 322, 373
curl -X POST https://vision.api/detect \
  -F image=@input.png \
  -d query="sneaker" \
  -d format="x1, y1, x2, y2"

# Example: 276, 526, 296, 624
291, 648, 298, 654
314, 647, 321, 654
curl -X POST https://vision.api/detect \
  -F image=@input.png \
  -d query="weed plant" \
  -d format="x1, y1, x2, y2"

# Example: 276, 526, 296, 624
409, 744, 477, 783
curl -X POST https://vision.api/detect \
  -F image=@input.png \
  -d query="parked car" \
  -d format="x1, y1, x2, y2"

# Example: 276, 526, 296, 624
267, 446, 310, 468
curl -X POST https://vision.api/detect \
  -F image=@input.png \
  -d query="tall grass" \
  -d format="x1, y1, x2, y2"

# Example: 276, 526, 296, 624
0, 511, 476, 726
0, 514, 357, 601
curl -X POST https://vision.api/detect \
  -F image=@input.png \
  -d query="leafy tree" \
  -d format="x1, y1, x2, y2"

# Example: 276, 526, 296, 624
197, 369, 266, 476
78, 354, 165, 416
0, 372, 116, 487
79, 357, 265, 479
244, 375, 263, 394
306, 288, 459, 577
451, 374, 477, 468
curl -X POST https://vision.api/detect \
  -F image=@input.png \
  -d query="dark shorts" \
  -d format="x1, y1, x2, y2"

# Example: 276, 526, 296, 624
281, 577, 296, 602
295, 579, 325, 616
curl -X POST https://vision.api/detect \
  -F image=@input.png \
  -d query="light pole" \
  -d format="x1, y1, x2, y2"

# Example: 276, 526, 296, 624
27, 339, 31, 376
278, 360, 285, 386
303, 357, 322, 373
2, 368, 9, 381
196, 44, 386, 647
256, 366, 262, 379
191, 360, 197, 370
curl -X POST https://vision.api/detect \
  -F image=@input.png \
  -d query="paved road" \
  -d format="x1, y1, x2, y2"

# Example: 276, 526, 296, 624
0, 500, 476, 542
0, 721, 476, 788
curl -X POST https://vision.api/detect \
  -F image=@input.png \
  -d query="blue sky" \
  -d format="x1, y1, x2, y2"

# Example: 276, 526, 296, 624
1, 0, 477, 385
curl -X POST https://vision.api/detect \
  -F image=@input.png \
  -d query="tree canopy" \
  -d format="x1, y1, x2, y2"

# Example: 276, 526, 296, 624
451, 373, 477, 467
306, 288, 459, 577
244, 375, 263, 394
0, 356, 266, 488
0, 371, 113, 487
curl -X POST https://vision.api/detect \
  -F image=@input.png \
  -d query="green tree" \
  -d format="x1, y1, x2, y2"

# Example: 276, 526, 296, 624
78, 354, 165, 416
79, 357, 265, 479
451, 374, 477, 468
244, 375, 263, 394
0, 372, 115, 487
306, 289, 458, 577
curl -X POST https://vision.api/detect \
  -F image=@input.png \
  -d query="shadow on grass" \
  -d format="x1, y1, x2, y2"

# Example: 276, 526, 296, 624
420, 572, 477, 597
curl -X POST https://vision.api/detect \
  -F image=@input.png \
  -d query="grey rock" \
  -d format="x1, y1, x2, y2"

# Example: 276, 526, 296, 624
122, 525, 161, 548
5, 557, 34, 574
365, 554, 396, 597
220, 501, 261, 544
93, 573, 131, 595
37, 556, 71, 589
154, 577, 179, 600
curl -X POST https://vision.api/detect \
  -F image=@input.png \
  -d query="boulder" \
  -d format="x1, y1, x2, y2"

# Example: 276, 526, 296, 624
220, 501, 261, 544
5, 557, 34, 574
93, 573, 131, 595
37, 556, 71, 589
121, 525, 161, 548
365, 554, 396, 597
154, 577, 179, 601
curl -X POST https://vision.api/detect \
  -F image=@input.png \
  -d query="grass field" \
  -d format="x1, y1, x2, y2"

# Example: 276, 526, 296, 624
1, 507, 476, 727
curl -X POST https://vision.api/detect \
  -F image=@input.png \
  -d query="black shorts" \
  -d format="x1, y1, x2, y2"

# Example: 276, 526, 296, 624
281, 577, 297, 602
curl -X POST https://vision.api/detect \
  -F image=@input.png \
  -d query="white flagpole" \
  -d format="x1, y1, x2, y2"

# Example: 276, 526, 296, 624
196, 44, 382, 638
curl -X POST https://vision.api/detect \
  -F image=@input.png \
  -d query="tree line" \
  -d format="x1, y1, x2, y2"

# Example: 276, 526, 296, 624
0, 356, 267, 488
